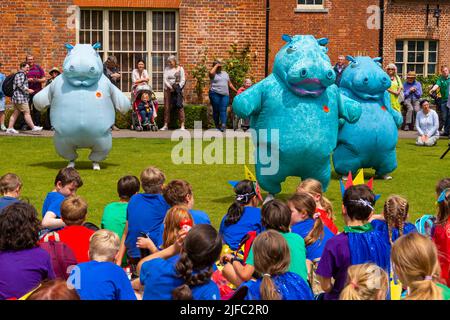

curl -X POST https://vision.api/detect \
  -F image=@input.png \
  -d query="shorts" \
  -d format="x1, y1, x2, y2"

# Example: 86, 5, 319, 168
0, 97, 5, 112
13, 102, 30, 113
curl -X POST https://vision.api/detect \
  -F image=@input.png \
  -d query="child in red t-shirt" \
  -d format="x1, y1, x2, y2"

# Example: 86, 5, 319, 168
54, 196, 95, 263
433, 178, 450, 286
296, 179, 339, 234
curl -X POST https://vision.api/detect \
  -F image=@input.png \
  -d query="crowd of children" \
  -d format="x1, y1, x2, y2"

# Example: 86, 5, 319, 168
0, 166, 449, 301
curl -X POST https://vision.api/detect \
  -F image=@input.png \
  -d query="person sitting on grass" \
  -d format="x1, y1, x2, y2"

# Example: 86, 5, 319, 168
116, 166, 170, 277
316, 185, 390, 300
0, 203, 55, 300
219, 180, 262, 253
339, 263, 389, 300
44, 196, 95, 263
221, 199, 308, 287
27, 279, 80, 300
101, 175, 140, 250
415, 99, 439, 147
241, 230, 314, 300
41, 168, 83, 231
69, 229, 137, 300
135, 224, 222, 300
0, 173, 22, 212
433, 181, 450, 287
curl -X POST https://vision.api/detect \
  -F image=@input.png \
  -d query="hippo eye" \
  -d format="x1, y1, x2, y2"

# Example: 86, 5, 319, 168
350, 62, 359, 68
287, 46, 297, 54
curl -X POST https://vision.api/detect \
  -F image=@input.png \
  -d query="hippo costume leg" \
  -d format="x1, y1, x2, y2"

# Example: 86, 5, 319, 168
332, 145, 362, 177
374, 151, 398, 177
256, 161, 291, 195
88, 135, 112, 162
54, 135, 79, 161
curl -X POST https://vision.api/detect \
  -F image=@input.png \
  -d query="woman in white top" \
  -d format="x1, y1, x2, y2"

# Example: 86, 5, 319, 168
161, 56, 186, 131
416, 99, 439, 146
131, 60, 150, 99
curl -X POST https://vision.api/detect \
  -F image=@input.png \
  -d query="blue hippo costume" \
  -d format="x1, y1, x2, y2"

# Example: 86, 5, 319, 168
332, 56, 403, 178
232, 35, 361, 195
33, 43, 130, 170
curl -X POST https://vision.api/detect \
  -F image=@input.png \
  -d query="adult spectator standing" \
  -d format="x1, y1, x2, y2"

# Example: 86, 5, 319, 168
430, 66, 450, 136
386, 63, 403, 113
25, 55, 46, 129
209, 59, 238, 132
0, 63, 6, 131
403, 71, 423, 131
333, 55, 347, 87
415, 100, 439, 147
6, 62, 42, 134
103, 56, 121, 89
160, 55, 186, 131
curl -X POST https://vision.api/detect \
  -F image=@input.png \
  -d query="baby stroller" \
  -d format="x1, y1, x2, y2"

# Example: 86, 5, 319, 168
131, 84, 159, 132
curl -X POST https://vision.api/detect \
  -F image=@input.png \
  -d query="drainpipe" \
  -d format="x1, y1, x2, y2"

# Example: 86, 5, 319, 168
265, 0, 270, 77
379, 0, 384, 58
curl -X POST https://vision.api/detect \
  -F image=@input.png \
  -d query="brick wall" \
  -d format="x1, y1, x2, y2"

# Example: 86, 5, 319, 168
268, 0, 380, 70
383, 0, 450, 73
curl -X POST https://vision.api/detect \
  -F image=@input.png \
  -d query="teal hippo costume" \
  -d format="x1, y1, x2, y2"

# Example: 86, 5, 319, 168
332, 56, 403, 178
232, 35, 361, 195
33, 43, 130, 170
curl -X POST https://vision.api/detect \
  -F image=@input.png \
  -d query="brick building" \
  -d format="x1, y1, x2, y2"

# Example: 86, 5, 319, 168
0, 0, 449, 103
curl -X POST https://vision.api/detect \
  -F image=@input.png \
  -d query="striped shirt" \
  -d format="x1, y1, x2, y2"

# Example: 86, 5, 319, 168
12, 71, 29, 104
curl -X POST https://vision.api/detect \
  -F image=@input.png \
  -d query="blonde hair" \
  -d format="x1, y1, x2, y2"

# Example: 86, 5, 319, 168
340, 263, 388, 300
89, 230, 120, 262
162, 206, 193, 249
140, 166, 165, 194
383, 195, 409, 245
252, 230, 290, 300
391, 233, 443, 300
297, 179, 334, 220
60, 196, 88, 226
0, 173, 22, 195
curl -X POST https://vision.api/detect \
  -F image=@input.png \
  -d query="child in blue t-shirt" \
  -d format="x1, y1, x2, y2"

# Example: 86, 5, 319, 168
41, 168, 83, 230
136, 224, 222, 300
116, 167, 170, 276
69, 229, 136, 300
370, 195, 417, 246
0, 173, 22, 212
219, 180, 262, 251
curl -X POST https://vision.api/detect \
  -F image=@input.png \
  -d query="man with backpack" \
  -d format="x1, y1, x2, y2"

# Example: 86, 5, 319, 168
5, 62, 42, 134
0, 63, 6, 131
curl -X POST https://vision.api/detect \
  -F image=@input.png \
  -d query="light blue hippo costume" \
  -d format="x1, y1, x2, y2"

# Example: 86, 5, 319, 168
332, 56, 403, 178
33, 43, 130, 169
232, 35, 361, 195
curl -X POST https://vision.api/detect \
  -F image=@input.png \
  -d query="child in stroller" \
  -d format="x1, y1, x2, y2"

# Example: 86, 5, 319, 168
131, 85, 159, 132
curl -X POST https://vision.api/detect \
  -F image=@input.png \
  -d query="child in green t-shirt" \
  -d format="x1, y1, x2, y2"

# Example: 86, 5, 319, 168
101, 175, 140, 265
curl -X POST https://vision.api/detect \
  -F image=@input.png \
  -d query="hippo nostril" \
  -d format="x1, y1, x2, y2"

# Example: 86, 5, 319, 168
382, 77, 388, 83
363, 77, 369, 84
326, 70, 334, 80
89, 67, 95, 73
69, 65, 75, 72
300, 68, 308, 78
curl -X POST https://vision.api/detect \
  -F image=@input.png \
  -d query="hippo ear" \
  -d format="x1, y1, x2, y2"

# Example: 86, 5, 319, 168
64, 43, 74, 52
282, 34, 292, 43
317, 38, 329, 46
346, 55, 357, 64
373, 57, 383, 63
92, 42, 102, 50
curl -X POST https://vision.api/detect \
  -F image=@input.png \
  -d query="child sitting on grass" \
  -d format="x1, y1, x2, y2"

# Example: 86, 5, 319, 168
370, 195, 417, 246
116, 166, 170, 276
316, 185, 390, 300
69, 229, 136, 300
222, 199, 308, 286
297, 179, 338, 234
340, 263, 388, 300
392, 233, 450, 300
41, 168, 83, 231
433, 179, 450, 286
0, 173, 22, 212
219, 180, 262, 252
241, 230, 314, 300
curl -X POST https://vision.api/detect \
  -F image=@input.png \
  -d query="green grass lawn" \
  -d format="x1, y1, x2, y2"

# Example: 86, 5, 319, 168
0, 136, 447, 230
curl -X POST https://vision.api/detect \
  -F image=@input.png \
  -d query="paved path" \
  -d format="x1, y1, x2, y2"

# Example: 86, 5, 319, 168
0, 128, 423, 139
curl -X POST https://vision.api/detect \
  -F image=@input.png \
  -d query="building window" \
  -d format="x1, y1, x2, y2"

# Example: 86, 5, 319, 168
78, 9, 178, 93
297, 0, 324, 9
395, 40, 438, 77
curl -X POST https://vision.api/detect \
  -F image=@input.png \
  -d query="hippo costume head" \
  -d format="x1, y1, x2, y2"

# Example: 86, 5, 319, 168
273, 35, 336, 97
63, 43, 103, 87
340, 56, 391, 100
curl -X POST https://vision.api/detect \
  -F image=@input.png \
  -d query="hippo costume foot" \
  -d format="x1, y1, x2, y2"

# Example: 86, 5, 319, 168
67, 161, 75, 168
93, 162, 100, 171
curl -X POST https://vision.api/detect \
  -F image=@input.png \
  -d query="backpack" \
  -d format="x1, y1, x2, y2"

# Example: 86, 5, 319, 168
1, 73, 17, 98
415, 215, 436, 238
39, 232, 78, 280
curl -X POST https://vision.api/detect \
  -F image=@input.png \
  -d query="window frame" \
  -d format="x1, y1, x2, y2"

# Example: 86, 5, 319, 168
297, 0, 325, 10
395, 39, 438, 78
76, 8, 179, 96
